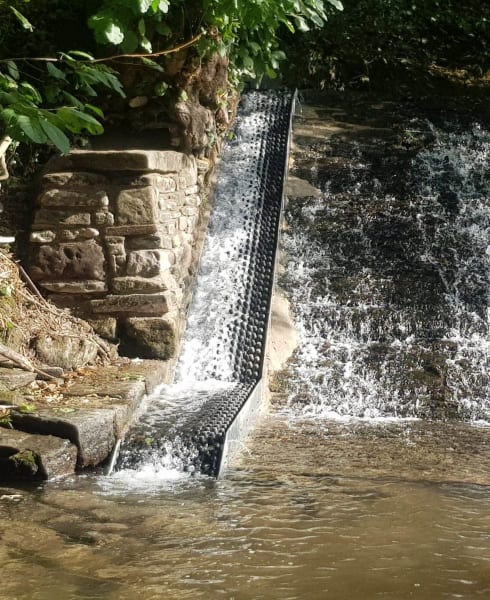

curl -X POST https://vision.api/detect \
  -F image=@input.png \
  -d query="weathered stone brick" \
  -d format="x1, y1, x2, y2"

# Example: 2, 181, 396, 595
122, 315, 178, 360
56, 228, 100, 242
42, 171, 109, 189
140, 173, 178, 192
106, 224, 158, 236
90, 293, 174, 315
86, 317, 118, 341
38, 189, 109, 209
125, 232, 173, 250
40, 280, 108, 294
47, 149, 196, 176
116, 187, 159, 225
33, 209, 91, 228
105, 236, 125, 256
108, 254, 127, 277
158, 191, 185, 212
126, 249, 175, 277
185, 184, 200, 196
30, 231, 56, 244
112, 273, 178, 294
30, 240, 105, 282
184, 194, 201, 207
181, 206, 199, 217
93, 211, 115, 226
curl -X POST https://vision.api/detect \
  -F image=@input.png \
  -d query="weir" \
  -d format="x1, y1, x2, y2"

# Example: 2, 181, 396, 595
115, 91, 295, 476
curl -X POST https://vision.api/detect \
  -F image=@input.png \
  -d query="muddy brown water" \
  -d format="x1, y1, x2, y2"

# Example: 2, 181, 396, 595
2, 94, 490, 599
1, 416, 490, 600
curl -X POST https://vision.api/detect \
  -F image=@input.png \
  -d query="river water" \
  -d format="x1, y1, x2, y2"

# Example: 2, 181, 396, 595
2, 94, 490, 599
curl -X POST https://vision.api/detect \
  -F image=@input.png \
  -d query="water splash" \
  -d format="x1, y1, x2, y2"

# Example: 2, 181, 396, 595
107, 92, 292, 483
284, 120, 490, 421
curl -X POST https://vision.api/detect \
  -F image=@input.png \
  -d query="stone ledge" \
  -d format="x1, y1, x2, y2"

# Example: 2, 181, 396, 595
0, 368, 37, 390
46, 150, 197, 178
11, 408, 118, 468
0, 429, 77, 480
90, 293, 173, 315
0, 359, 172, 477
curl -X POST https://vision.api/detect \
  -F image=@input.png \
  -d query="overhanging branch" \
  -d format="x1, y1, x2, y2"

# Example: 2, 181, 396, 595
0, 32, 202, 66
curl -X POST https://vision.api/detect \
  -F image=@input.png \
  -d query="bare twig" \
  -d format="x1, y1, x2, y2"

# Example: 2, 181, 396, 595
0, 341, 57, 380
16, 264, 44, 300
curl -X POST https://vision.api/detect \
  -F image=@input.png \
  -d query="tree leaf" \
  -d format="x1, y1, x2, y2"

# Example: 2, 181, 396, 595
120, 30, 139, 53
57, 107, 103, 135
326, 0, 343, 10
295, 16, 310, 32
67, 51, 95, 61
19, 82, 42, 104
6, 62, 19, 81
141, 57, 164, 72
39, 119, 70, 154
140, 35, 153, 53
137, 0, 153, 13
9, 6, 34, 31
47, 62, 67, 81
17, 115, 47, 144
84, 103, 104, 118
105, 22, 125, 45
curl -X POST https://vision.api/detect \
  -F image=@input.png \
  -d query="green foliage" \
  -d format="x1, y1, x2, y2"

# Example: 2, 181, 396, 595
1, 51, 125, 152
88, 0, 343, 83
0, 0, 343, 155
0, 3, 125, 152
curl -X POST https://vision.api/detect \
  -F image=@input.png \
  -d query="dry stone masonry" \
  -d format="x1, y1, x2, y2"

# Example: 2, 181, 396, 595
29, 150, 208, 360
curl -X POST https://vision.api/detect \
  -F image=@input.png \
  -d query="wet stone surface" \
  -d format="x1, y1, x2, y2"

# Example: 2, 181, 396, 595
283, 94, 490, 421
0, 359, 172, 480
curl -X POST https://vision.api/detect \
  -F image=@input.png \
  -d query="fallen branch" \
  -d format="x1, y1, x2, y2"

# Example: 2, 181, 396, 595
16, 264, 44, 301
0, 341, 57, 380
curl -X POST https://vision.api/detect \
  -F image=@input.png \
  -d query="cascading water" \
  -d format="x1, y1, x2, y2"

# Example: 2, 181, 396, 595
114, 91, 294, 476
283, 114, 490, 421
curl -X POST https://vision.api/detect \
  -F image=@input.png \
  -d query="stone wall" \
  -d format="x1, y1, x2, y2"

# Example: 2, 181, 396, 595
28, 150, 209, 360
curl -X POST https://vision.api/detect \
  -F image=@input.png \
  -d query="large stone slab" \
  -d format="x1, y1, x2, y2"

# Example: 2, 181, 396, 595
116, 187, 159, 225
46, 150, 197, 178
33, 209, 91, 228
90, 293, 173, 315
0, 428, 77, 480
42, 172, 109, 189
111, 274, 177, 294
105, 224, 158, 237
63, 379, 146, 408
10, 408, 118, 468
0, 368, 37, 390
75, 360, 172, 395
38, 189, 109, 209
30, 240, 105, 282
126, 249, 175, 277
122, 316, 177, 360
8, 359, 171, 467
34, 335, 99, 369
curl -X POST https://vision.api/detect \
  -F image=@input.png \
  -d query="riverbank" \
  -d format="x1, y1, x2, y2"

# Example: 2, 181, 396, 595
0, 358, 173, 479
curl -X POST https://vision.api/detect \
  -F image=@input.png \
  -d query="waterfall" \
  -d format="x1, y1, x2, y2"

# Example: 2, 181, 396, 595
112, 91, 294, 477
283, 118, 490, 421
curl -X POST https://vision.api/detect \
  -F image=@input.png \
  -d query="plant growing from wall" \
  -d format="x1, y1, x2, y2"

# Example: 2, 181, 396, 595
0, 0, 343, 166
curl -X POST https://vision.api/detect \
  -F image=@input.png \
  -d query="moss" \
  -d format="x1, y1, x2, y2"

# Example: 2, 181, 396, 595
9, 450, 39, 475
